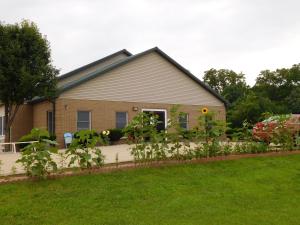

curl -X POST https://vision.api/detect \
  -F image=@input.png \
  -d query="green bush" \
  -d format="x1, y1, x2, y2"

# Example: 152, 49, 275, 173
249, 142, 268, 153
270, 115, 295, 150
108, 128, 124, 142
181, 130, 196, 140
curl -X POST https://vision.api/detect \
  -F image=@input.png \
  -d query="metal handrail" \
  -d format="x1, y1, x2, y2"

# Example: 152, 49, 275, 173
0, 141, 38, 153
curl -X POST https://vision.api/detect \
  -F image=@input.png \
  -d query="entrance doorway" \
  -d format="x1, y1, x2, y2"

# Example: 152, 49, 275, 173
142, 109, 167, 132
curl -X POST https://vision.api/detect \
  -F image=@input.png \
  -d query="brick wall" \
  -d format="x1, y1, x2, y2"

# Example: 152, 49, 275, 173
8, 98, 226, 147
33, 101, 53, 130
11, 104, 33, 142
53, 98, 226, 147
11, 99, 226, 148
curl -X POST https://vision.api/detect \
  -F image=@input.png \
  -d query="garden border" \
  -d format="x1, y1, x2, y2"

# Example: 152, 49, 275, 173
1, 149, 300, 184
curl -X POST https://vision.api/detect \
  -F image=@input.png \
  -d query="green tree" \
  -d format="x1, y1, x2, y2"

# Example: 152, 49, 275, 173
0, 20, 58, 142
285, 86, 300, 113
203, 68, 249, 104
227, 93, 279, 128
253, 64, 300, 111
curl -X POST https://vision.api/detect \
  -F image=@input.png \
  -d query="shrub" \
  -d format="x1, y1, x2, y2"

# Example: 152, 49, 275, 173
222, 143, 233, 156
181, 130, 196, 140
16, 129, 58, 178
270, 115, 295, 150
108, 128, 124, 142
249, 142, 269, 153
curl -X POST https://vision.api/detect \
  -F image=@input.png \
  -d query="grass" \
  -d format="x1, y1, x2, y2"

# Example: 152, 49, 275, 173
1, 155, 300, 225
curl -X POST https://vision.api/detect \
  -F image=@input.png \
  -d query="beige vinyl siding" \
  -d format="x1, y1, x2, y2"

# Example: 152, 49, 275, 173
61, 52, 224, 106
58, 53, 129, 88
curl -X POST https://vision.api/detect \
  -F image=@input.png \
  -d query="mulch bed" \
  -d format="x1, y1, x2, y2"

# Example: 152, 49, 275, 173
1, 150, 300, 184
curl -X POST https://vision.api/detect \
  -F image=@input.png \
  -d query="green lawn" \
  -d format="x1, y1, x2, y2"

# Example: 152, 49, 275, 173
1, 155, 300, 225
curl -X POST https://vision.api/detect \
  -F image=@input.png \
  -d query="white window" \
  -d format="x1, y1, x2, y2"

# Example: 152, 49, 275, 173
0, 116, 4, 136
47, 111, 54, 134
179, 113, 188, 130
77, 111, 91, 131
116, 112, 128, 129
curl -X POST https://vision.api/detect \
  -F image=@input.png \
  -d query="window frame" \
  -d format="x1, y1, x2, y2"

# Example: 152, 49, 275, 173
115, 111, 128, 129
77, 111, 91, 131
141, 109, 167, 129
179, 113, 189, 130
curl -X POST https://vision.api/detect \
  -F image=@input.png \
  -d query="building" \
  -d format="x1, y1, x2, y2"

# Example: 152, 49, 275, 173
0, 47, 227, 147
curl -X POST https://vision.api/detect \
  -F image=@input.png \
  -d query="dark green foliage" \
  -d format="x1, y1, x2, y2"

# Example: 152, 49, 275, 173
251, 64, 299, 114
227, 93, 281, 128
203, 68, 249, 104
73, 130, 99, 146
181, 130, 196, 139
0, 20, 58, 139
108, 128, 124, 142
285, 86, 300, 113
204, 65, 299, 130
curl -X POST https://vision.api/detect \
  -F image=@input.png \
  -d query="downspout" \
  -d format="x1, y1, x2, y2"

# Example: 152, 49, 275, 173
52, 99, 56, 137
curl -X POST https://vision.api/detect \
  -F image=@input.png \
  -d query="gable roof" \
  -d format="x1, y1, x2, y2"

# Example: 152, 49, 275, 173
58, 47, 228, 106
58, 49, 132, 81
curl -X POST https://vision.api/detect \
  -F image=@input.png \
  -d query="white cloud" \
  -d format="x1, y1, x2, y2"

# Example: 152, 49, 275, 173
1, 0, 299, 86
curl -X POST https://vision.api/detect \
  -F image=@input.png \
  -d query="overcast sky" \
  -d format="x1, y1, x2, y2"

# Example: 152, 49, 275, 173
1, 0, 300, 86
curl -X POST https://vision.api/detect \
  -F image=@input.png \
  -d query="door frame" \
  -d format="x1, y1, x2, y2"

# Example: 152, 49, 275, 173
141, 108, 167, 129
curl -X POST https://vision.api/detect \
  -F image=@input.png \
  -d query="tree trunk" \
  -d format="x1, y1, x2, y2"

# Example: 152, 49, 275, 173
4, 103, 20, 150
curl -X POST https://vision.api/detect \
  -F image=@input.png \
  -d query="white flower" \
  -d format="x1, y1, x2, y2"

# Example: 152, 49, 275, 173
102, 131, 107, 135
150, 117, 155, 125
106, 130, 110, 135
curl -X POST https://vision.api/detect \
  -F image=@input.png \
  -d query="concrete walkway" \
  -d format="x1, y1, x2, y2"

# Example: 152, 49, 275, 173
0, 144, 133, 176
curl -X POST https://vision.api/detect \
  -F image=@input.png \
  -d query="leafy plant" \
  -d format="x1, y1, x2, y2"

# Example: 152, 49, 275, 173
222, 143, 233, 156
166, 105, 186, 159
193, 109, 227, 157
16, 129, 58, 178
65, 130, 106, 169
18, 128, 54, 149
124, 111, 170, 162
270, 115, 294, 151
124, 112, 151, 162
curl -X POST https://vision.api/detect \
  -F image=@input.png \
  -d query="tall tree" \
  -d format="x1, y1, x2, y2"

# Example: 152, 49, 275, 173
285, 86, 300, 114
253, 64, 300, 106
0, 20, 58, 142
227, 93, 279, 128
203, 69, 249, 104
